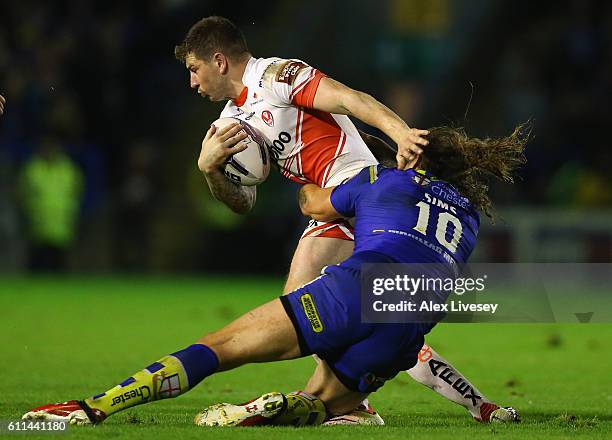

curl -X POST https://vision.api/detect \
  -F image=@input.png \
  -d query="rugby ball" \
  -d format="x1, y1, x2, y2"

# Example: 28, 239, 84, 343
212, 117, 270, 186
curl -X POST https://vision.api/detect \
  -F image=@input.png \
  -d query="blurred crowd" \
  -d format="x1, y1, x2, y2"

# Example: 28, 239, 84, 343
0, 0, 610, 272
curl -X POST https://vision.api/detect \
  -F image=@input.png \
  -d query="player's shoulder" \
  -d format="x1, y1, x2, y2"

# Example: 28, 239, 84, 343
219, 100, 235, 117
414, 170, 476, 214
246, 56, 313, 90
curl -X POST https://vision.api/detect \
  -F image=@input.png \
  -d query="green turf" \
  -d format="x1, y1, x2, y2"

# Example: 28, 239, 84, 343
1, 276, 610, 439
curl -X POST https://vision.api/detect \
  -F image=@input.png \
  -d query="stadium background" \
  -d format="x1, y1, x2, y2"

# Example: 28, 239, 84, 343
1, 0, 611, 275
2, 1, 612, 438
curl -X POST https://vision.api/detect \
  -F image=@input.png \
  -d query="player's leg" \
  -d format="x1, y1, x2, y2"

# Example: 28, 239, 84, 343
197, 264, 375, 428
407, 344, 519, 422
285, 230, 517, 423
283, 231, 354, 294
198, 298, 300, 369
23, 299, 301, 425
303, 364, 368, 416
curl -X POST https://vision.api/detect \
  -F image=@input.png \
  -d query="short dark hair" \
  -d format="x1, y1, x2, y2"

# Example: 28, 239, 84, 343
174, 16, 249, 62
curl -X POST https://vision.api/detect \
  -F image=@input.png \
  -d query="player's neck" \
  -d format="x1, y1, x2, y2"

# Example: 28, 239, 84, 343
227, 55, 252, 99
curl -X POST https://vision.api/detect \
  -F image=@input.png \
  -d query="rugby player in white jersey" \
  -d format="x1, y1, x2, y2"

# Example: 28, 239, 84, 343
175, 16, 516, 424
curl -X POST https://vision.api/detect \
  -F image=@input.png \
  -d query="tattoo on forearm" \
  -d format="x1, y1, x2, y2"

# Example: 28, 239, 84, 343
205, 171, 255, 214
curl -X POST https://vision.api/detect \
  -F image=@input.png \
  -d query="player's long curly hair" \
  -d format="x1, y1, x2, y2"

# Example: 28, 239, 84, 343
420, 122, 530, 218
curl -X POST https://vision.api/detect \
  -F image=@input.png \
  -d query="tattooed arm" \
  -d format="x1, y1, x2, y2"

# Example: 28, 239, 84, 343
203, 169, 256, 214
198, 123, 256, 214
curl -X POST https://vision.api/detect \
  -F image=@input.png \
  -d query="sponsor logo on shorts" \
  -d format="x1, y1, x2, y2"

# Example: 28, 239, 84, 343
300, 293, 324, 333
276, 61, 307, 85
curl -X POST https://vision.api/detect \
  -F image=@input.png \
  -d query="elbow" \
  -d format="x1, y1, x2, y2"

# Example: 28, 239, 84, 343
232, 187, 257, 215
299, 199, 316, 218
298, 185, 316, 217
298, 185, 339, 222
310, 211, 336, 222
299, 199, 337, 222
231, 204, 253, 215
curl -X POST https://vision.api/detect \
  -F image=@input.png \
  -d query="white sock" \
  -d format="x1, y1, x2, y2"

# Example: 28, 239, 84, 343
405, 344, 491, 418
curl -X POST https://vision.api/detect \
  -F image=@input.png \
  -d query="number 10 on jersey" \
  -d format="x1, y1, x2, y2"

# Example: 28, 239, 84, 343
412, 201, 463, 253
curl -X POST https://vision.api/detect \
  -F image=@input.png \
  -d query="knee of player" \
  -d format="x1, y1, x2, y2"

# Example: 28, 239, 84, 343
193, 337, 231, 370
197, 330, 226, 347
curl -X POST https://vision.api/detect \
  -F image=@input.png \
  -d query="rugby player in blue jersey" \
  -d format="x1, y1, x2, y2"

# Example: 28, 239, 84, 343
23, 123, 527, 427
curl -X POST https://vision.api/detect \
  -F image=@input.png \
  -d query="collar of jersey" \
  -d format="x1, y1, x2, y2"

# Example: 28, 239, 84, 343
234, 57, 257, 107
413, 168, 438, 180
241, 57, 256, 84
233, 86, 249, 107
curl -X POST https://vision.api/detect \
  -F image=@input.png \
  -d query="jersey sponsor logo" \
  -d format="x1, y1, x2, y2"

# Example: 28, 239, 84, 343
262, 110, 274, 127
260, 59, 283, 87
267, 131, 292, 162
300, 293, 324, 333
276, 61, 307, 85
233, 108, 256, 120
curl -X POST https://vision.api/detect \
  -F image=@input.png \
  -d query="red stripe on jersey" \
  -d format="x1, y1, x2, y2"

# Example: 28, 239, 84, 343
297, 109, 343, 186
233, 87, 249, 107
290, 70, 315, 99
321, 131, 346, 186
291, 70, 327, 108
281, 107, 303, 179
287, 174, 309, 184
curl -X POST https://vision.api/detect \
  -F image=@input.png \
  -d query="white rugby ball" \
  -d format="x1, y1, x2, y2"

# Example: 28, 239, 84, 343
212, 117, 270, 186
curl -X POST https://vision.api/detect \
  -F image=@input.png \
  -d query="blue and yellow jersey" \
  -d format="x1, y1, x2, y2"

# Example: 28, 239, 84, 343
330, 165, 480, 266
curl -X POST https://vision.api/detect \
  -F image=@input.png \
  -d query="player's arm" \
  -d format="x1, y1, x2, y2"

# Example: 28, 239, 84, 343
313, 78, 428, 170
0, 94, 6, 115
198, 123, 256, 214
298, 184, 341, 222
358, 129, 397, 167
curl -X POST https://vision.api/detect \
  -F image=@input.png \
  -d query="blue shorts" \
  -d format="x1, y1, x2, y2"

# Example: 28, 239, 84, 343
280, 256, 433, 393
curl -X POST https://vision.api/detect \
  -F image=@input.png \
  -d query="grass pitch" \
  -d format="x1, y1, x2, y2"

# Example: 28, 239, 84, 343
1, 276, 610, 439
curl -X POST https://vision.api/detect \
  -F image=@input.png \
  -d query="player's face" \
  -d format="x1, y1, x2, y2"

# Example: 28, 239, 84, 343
185, 53, 226, 102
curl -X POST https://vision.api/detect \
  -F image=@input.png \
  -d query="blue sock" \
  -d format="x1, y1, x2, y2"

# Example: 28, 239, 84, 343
171, 344, 219, 389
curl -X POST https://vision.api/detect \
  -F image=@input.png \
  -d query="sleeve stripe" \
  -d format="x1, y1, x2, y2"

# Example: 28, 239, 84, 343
291, 70, 327, 108
289, 69, 316, 100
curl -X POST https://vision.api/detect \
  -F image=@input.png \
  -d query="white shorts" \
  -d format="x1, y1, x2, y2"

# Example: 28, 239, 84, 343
301, 218, 354, 241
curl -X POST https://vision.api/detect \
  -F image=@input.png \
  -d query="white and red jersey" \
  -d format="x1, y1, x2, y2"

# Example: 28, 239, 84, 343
219, 57, 377, 188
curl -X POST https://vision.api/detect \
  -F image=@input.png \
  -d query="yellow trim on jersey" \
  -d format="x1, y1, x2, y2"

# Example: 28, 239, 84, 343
415, 169, 439, 181
369, 165, 378, 184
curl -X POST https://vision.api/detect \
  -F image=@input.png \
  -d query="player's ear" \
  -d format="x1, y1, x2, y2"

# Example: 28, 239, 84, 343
213, 53, 228, 74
